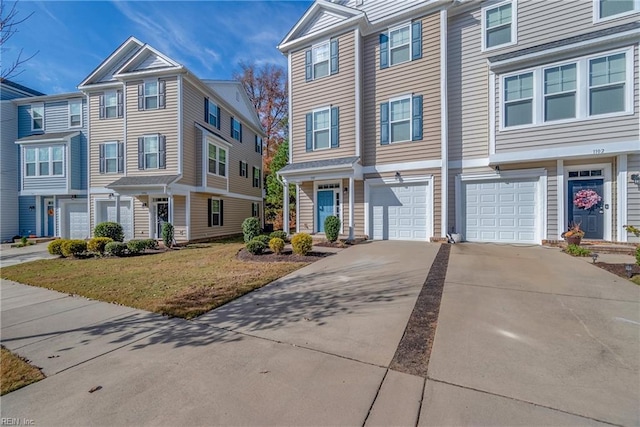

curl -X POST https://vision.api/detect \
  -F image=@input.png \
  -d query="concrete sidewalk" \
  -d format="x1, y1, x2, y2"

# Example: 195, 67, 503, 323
422, 243, 640, 426
1, 241, 439, 426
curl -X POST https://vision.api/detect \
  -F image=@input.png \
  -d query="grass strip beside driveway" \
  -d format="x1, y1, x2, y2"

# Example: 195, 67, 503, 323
1, 346, 45, 395
0, 241, 308, 319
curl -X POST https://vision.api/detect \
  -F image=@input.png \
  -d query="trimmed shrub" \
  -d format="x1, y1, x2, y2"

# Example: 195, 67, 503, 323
48, 239, 66, 256
60, 239, 87, 258
269, 230, 288, 242
242, 217, 261, 243
636, 246, 640, 266
246, 239, 266, 255
254, 235, 271, 246
94, 222, 124, 242
105, 242, 128, 257
87, 237, 113, 254
127, 239, 147, 255
324, 216, 341, 243
565, 244, 591, 257
162, 222, 174, 248
143, 239, 159, 250
269, 237, 285, 255
291, 233, 313, 256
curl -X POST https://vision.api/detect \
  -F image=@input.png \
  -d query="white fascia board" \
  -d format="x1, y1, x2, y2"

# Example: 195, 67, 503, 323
278, 164, 359, 178
12, 92, 83, 105
113, 67, 184, 80
78, 37, 144, 88
114, 44, 182, 76
363, 0, 450, 36
279, 18, 366, 53
490, 140, 640, 164
489, 29, 640, 72
362, 159, 443, 174
77, 82, 123, 91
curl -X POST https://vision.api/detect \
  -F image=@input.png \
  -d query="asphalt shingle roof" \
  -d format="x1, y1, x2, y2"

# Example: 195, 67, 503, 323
107, 175, 180, 187
16, 131, 78, 143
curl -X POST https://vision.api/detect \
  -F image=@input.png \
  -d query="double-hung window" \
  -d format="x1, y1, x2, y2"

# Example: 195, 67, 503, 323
544, 64, 577, 122
231, 118, 242, 141
504, 72, 533, 127
207, 99, 219, 128
104, 143, 118, 173
210, 199, 221, 226
306, 107, 339, 151
312, 42, 330, 79
253, 167, 261, 188
208, 143, 227, 177
51, 147, 63, 175
313, 109, 330, 150
255, 135, 263, 154
143, 135, 159, 169
252, 202, 260, 218
25, 148, 36, 176
305, 39, 339, 81
69, 99, 82, 127
24, 146, 63, 177
239, 161, 248, 178
31, 104, 44, 131
589, 53, 626, 116
144, 81, 158, 110
389, 24, 410, 65
597, 0, 639, 20
390, 97, 411, 142
483, 1, 515, 50
380, 21, 422, 69
105, 91, 117, 118
380, 95, 423, 144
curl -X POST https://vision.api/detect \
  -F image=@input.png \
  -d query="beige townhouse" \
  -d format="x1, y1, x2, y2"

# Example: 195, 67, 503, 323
278, 0, 448, 241
79, 37, 265, 243
279, 0, 639, 244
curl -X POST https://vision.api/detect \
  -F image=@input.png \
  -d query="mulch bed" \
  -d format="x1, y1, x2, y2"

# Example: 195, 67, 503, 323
236, 248, 334, 263
389, 244, 451, 378
595, 262, 640, 280
313, 241, 350, 248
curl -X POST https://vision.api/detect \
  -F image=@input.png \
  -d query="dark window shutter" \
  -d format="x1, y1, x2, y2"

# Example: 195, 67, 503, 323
208, 199, 212, 227
99, 144, 105, 174
330, 107, 339, 148
239, 123, 243, 142
219, 200, 224, 226
117, 142, 124, 173
380, 103, 389, 145
239, 160, 243, 176
99, 95, 105, 119
305, 113, 313, 152
412, 21, 422, 60
117, 90, 124, 117
252, 167, 256, 187
204, 97, 209, 122
158, 134, 166, 169
216, 106, 221, 129
254, 135, 258, 153
138, 137, 145, 169
330, 39, 339, 75
158, 80, 166, 109
230, 117, 234, 138
379, 34, 389, 69
137, 84, 144, 110
305, 49, 312, 81
412, 95, 423, 141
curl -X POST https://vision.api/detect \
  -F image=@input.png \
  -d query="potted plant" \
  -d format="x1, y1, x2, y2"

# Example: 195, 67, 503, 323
561, 222, 585, 245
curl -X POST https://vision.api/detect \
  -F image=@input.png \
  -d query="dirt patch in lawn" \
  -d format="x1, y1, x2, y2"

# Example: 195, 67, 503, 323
237, 248, 334, 263
1, 346, 45, 395
595, 262, 640, 284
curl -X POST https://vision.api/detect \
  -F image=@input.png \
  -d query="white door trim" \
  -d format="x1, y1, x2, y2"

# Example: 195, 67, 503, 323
313, 181, 343, 234
43, 197, 54, 237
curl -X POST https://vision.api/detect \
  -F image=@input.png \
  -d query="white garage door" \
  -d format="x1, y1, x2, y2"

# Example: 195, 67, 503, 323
463, 180, 538, 243
370, 183, 428, 241
64, 202, 89, 239
96, 200, 133, 240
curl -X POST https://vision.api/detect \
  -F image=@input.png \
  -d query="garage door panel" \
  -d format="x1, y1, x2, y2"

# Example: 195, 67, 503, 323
65, 202, 88, 239
464, 178, 538, 244
371, 183, 429, 241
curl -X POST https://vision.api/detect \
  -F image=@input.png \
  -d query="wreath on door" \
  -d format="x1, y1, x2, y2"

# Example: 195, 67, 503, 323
573, 189, 601, 210
48, 208, 54, 216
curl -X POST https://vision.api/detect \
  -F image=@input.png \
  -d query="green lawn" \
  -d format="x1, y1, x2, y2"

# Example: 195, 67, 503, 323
1, 347, 45, 395
1, 241, 308, 319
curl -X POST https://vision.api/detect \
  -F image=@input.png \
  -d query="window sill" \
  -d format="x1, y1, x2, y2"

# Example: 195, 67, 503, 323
593, 9, 640, 24
482, 40, 517, 53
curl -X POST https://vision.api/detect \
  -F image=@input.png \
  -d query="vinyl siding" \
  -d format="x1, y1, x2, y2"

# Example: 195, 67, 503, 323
494, 46, 639, 152
351, 0, 422, 23
291, 30, 356, 163
125, 77, 179, 175
70, 134, 82, 190
627, 154, 640, 243
362, 13, 442, 166
341, 178, 365, 236
173, 195, 188, 242
18, 195, 36, 236
297, 182, 314, 233
299, 10, 346, 37
89, 90, 125, 187
133, 196, 149, 239
180, 80, 201, 187
17, 105, 34, 138
189, 193, 253, 240
0, 101, 19, 240
447, 9, 490, 161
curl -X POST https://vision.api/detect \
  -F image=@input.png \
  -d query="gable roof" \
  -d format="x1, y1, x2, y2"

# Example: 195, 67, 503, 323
114, 44, 183, 78
202, 80, 263, 133
78, 37, 144, 88
0, 78, 45, 100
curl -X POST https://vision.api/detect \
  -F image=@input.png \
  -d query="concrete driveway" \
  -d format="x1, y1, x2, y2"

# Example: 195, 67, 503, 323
0, 243, 56, 268
1, 241, 638, 426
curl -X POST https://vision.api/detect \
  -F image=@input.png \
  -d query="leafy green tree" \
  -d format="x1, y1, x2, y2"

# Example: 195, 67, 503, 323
265, 140, 295, 228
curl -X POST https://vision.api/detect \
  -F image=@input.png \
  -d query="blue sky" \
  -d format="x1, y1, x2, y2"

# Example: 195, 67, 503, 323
5, 1, 312, 94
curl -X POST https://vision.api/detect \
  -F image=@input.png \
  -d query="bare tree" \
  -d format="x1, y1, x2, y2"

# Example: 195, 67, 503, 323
1, 0, 37, 79
234, 61, 287, 171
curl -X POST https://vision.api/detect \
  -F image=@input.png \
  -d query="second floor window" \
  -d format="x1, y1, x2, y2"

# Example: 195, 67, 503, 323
205, 99, 220, 128
255, 135, 263, 154
598, 0, 639, 20
589, 53, 626, 115
69, 99, 82, 127
24, 146, 63, 177
145, 81, 158, 109
380, 21, 422, 69
144, 135, 159, 169
239, 161, 248, 178
380, 95, 423, 144
544, 64, 576, 122
31, 104, 44, 131
137, 81, 166, 110
105, 91, 118, 118
208, 143, 227, 177
389, 24, 410, 65
305, 39, 338, 81
99, 142, 124, 174
253, 166, 261, 188
231, 117, 242, 141
137, 134, 166, 169
312, 42, 330, 79
483, 1, 515, 50
504, 72, 533, 127
305, 107, 339, 151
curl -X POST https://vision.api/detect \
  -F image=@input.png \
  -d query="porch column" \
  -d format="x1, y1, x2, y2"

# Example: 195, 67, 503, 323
168, 195, 174, 225
283, 178, 290, 234
349, 176, 355, 240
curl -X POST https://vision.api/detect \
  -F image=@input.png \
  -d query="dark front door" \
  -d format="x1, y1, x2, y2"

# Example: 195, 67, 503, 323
568, 179, 604, 239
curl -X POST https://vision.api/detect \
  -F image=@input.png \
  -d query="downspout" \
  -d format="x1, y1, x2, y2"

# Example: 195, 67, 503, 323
440, 7, 449, 239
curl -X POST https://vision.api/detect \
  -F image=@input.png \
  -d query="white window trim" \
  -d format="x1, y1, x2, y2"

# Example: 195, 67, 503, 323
389, 95, 413, 144
207, 142, 227, 177
311, 40, 330, 80
24, 145, 65, 178
252, 202, 260, 218
68, 99, 82, 128
104, 141, 119, 174
210, 197, 222, 227
208, 99, 219, 127
144, 79, 159, 110
143, 134, 160, 170
481, 0, 518, 52
240, 161, 248, 178
388, 22, 412, 67
31, 103, 44, 132
231, 118, 241, 141
543, 63, 578, 123
104, 90, 118, 119
593, 0, 640, 23
499, 46, 634, 132
312, 107, 332, 151
253, 166, 262, 188
255, 135, 263, 154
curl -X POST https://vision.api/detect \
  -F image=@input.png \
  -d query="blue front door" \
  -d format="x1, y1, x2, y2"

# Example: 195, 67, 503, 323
317, 190, 334, 233
568, 179, 604, 239
45, 198, 54, 237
